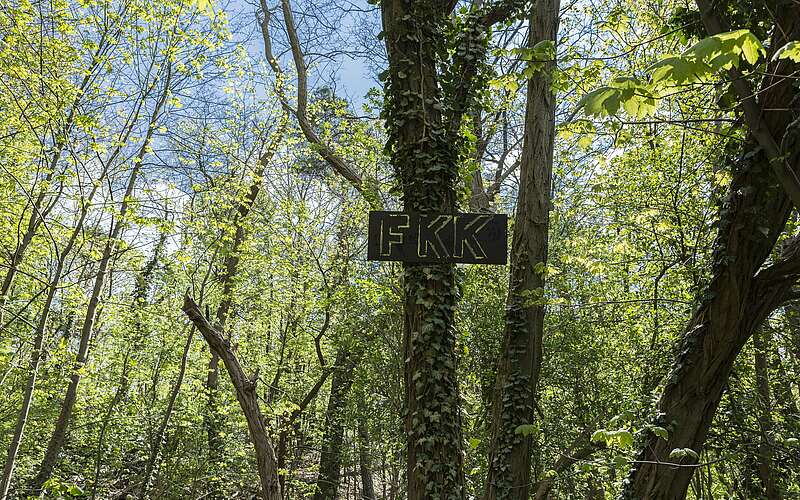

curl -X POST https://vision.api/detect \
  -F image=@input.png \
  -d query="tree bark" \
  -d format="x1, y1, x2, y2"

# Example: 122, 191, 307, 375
313, 349, 356, 500
754, 328, 781, 499
483, 1, 559, 498
182, 296, 282, 500
620, 8, 800, 497
358, 416, 376, 500
381, 2, 461, 496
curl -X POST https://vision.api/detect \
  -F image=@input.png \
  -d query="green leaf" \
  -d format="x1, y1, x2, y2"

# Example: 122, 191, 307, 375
774, 41, 800, 63
651, 426, 669, 440
669, 447, 699, 461
515, 424, 537, 436
738, 31, 765, 65
615, 429, 633, 448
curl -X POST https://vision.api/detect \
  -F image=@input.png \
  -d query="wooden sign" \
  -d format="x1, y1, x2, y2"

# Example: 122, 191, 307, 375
367, 211, 507, 264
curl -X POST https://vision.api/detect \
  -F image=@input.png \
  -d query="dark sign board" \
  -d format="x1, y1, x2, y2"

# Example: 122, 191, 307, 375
367, 211, 507, 264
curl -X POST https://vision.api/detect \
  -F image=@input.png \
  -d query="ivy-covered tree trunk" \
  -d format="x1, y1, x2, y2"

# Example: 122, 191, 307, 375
380, 1, 525, 496
380, 2, 464, 497
483, 1, 559, 498
621, 7, 800, 497
313, 349, 356, 500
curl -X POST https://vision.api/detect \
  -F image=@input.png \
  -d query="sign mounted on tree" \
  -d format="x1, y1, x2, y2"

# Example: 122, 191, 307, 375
367, 211, 508, 264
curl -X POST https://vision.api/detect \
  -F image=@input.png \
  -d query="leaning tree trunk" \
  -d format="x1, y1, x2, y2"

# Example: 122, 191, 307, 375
620, 7, 800, 497
182, 297, 281, 500
203, 118, 284, 498
483, 0, 559, 498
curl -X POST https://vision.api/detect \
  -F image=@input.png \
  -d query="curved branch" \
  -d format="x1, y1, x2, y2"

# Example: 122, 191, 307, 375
259, 0, 365, 194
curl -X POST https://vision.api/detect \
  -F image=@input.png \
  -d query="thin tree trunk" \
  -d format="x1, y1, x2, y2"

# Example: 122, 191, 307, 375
139, 326, 194, 495
313, 349, 356, 500
484, 1, 559, 498
754, 328, 780, 499
203, 118, 285, 498
357, 416, 376, 500
30, 66, 172, 492
0, 158, 110, 498
90, 234, 166, 499
90, 351, 132, 500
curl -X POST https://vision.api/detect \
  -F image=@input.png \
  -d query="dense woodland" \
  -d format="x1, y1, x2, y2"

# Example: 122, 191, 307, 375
1, 0, 800, 498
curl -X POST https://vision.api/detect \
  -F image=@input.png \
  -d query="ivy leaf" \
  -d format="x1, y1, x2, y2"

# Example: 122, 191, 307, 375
515, 424, 537, 436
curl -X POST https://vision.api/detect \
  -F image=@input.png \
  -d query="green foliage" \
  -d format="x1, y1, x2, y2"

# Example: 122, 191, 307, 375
1, 0, 800, 499
578, 30, 765, 118
774, 41, 800, 63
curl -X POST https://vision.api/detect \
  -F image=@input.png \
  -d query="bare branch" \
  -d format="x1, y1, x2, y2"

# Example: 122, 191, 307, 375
259, 0, 366, 195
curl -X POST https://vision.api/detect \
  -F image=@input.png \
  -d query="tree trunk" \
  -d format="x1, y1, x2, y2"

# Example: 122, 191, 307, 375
182, 296, 282, 500
202, 118, 284, 499
30, 67, 172, 492
381, 2, 463, 496
358, 416, 376, 500
754, 328, 780, 499
313, 349, 356, 500
483, 1, 559, 498
139, 326, 194, 495
0, 160, 109, 498
620, 8, 800, 497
